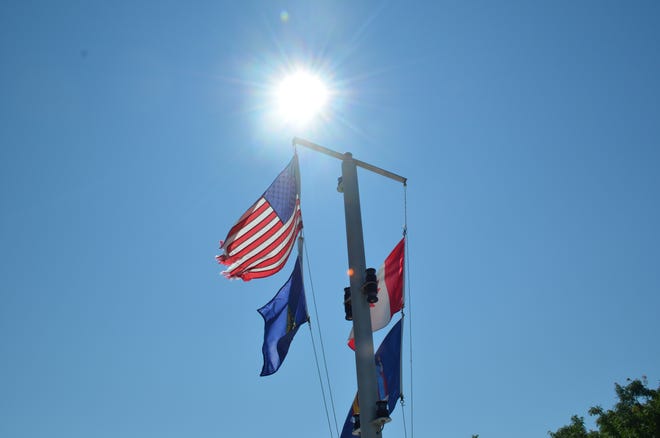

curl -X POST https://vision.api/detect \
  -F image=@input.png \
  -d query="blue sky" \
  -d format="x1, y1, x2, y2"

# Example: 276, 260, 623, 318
2, 1, 659, 437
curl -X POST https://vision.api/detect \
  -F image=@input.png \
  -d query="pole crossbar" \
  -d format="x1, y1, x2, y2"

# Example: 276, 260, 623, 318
293, 137, 407, 184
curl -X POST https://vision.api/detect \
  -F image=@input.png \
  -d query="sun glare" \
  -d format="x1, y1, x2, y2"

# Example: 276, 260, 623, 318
275, 70, 329, 126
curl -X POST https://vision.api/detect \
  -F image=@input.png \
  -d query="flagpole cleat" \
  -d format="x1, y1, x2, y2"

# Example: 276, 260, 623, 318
372, 400, 391, 426
362, 267, 379, 303
344, 287, 353, 320
351, 414, 361, 436
372, 416, 392, 427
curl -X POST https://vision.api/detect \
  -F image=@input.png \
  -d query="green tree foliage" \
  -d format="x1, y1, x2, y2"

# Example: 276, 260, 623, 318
549, 377, 660, 438
549, 415, 599, 438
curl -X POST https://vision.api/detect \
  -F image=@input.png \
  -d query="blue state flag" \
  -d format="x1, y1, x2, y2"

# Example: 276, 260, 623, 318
340, 318, 403, 437
257, 256, 308, 376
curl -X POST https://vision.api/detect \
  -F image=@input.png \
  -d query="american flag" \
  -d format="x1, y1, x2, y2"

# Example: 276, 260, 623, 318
216, 156, 303, 281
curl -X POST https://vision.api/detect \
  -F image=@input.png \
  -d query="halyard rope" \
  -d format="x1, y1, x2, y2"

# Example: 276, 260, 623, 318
303, 232, 340, 438
403, 182, 415, 438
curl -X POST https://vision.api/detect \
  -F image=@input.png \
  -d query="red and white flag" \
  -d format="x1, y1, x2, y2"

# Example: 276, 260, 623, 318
347, 238, 405, 350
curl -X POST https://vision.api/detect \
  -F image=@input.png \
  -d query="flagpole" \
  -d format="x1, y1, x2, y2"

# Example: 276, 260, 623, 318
293, 137, 407, 184
293, 137, 406, 438
341, 152, 380, 438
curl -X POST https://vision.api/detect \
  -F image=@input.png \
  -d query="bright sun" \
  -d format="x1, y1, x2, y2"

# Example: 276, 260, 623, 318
275, 70, 329, 126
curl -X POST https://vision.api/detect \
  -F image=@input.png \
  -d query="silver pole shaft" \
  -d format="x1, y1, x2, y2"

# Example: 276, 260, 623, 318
341, 153, 380, 438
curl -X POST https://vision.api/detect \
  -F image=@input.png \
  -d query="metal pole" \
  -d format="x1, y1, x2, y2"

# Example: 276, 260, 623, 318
341, 153, 380, 438
293, 137, 405, 437
293, 137, 407, 184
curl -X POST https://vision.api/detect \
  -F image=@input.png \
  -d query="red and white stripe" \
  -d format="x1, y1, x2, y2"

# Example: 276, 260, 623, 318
217, 197, 302, 281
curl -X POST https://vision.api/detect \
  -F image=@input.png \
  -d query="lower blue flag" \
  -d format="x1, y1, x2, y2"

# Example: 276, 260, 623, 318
340, 318, 403, 438
257, 256, 308, 376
